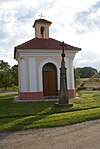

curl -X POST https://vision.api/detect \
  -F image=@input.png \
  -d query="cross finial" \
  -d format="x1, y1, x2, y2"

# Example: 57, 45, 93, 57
59, 41, 66, 58
39, 13, 45, 18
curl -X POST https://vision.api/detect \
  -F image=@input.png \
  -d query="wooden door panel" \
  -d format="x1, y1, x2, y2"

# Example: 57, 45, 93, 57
49, 71, 57, 95
43, 63, 58, 96
43, 71, 49, 96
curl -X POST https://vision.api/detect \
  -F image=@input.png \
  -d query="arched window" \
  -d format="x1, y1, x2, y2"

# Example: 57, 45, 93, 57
41, 26, 45, 38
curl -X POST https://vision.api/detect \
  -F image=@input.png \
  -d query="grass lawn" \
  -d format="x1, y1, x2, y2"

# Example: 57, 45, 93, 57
0, 86, 18, 92
0, 91, 100, 132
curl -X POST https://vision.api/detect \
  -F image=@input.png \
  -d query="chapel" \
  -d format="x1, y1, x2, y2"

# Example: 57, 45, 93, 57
14, 18, 81, 100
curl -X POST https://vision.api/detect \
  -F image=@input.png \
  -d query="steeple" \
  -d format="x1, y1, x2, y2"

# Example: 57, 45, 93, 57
33, 18, 52, 39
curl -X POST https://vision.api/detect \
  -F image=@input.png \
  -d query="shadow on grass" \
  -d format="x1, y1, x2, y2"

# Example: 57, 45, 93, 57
0, 110, 52, 135
0, 92, 100, 136
1, 105, 100, 133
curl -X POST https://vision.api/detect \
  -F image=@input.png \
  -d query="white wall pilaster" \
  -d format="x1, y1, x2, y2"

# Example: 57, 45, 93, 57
20, 59, 27, 92
29, 58, 37, 92
66, 57, 75, 90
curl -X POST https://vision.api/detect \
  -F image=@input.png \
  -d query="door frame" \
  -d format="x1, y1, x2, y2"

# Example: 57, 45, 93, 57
42, 63, 58, 96
39, 58, 60, 92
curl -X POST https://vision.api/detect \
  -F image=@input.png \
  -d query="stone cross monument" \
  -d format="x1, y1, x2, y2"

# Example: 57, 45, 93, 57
55, 42, 73, 107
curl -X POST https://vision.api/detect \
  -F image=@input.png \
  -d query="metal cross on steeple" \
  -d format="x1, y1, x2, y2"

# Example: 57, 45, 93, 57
39, 13, 45, 18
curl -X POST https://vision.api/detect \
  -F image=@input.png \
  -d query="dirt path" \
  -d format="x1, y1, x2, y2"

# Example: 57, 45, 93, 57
0, 119, 100, 149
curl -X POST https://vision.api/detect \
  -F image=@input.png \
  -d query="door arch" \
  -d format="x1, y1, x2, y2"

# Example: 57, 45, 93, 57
42, 63, 58, 96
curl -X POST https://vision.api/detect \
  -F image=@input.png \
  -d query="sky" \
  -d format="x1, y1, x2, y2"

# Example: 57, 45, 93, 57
0, 0, 100, 71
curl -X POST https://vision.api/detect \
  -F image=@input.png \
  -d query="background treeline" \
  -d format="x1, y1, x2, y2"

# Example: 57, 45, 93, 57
0, 60, 99, 90
74, 67, 99, 88
0, 60, 18, 90
75, 67, 98, 78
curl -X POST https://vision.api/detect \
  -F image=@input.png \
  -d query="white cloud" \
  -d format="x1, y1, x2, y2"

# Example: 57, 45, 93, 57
0, 0, 100, 71
74, 1, 100, 34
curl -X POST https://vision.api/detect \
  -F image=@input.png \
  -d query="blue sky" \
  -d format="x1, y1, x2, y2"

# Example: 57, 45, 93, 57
0, 0, 100, 70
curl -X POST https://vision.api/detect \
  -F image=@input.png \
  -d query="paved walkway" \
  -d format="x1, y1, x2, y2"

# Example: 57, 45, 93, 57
0, 119, 100, 149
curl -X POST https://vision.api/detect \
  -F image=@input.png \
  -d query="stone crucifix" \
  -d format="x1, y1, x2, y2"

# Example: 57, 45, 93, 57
55, 41, 73, 107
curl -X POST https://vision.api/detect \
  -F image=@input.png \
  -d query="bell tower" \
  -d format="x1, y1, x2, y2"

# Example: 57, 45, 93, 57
33, 18, 52, 39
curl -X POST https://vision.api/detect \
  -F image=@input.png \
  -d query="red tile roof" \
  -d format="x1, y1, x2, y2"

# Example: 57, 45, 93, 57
15, 38, 81, 50
14, 38, 81, 58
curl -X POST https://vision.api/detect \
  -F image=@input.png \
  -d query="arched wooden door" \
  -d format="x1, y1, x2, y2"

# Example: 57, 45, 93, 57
42, 63, 58, 96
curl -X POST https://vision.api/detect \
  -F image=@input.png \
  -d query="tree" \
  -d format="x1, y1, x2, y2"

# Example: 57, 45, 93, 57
77, 67, 97, 78
74, 68, 80, 88
0, 60, 12, 90
11, 65, 18, 86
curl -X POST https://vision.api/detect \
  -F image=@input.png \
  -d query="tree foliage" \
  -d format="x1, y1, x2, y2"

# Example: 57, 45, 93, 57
76, 67, 98, 78
0, 60, 12, 90
0, 60, 18, 90
11, 65, 18, 86
74, 68, 80, 88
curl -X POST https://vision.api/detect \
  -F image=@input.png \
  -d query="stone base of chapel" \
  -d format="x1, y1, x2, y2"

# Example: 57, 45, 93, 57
19, 91, 43, 100
19, 89, 76, 100
67, 89, 76, 98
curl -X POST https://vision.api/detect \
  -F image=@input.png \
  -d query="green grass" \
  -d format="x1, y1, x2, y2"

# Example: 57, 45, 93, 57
0, 86, 18, 92
0, 91, 100, 132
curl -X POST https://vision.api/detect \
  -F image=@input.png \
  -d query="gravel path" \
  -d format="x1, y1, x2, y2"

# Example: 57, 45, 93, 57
0, 119, 100, 149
